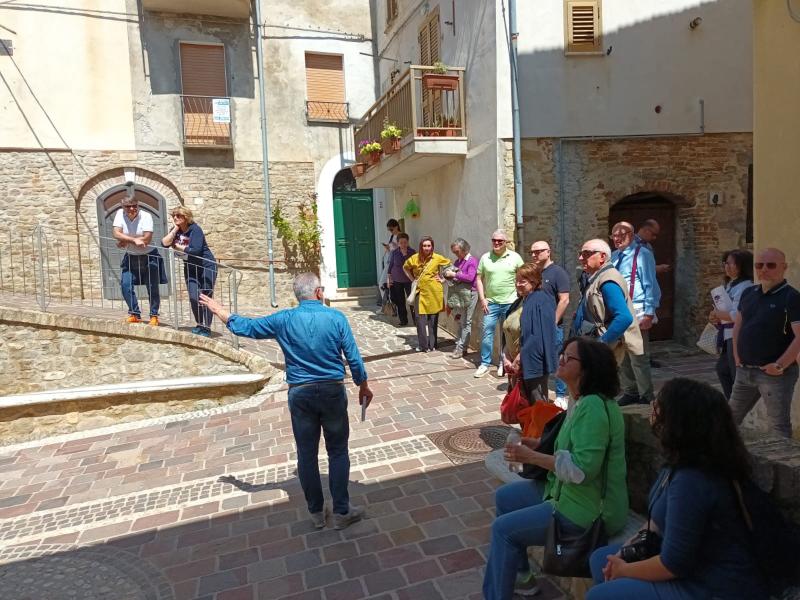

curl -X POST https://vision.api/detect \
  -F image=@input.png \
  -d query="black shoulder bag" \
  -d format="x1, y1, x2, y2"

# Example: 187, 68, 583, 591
542, 396, 611, 578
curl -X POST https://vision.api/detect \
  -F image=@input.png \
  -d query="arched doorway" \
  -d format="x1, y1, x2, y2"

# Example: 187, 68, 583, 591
609, 193, 676, 340
332, 170, 377, 289
96, 185, 170, 301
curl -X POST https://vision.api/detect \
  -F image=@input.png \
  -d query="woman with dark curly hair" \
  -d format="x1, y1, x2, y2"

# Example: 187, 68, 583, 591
708, 249, 753, 398
587, 378, 767, 600
483, 337, 628, 599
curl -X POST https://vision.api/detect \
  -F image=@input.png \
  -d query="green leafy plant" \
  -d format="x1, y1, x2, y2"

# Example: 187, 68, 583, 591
272, 198, 322, 268
380, 123, 403, 140
431, 61, 448, 74
358, 140, 382, 155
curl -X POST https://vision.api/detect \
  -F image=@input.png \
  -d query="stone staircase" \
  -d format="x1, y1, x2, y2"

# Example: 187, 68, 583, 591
328, 286, 379, 308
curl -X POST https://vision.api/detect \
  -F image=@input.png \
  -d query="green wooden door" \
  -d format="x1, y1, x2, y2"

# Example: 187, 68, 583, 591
333, 190, 377, 288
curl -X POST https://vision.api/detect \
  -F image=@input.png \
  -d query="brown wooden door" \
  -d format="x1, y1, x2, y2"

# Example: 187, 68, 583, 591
609, 197, 675, 340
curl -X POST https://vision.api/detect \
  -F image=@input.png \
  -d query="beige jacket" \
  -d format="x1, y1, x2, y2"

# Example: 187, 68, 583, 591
583, 264, 644, 362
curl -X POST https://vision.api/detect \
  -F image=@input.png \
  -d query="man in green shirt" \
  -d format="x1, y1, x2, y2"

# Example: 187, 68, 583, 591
475, 230, 524, 377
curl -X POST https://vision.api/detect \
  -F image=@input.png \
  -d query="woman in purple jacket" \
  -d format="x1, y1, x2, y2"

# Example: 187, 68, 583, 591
444, 238, 479, 358
386, 233, 416, 326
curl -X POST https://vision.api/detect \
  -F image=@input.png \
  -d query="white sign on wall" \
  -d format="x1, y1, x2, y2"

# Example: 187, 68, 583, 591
212, 98, 231, 123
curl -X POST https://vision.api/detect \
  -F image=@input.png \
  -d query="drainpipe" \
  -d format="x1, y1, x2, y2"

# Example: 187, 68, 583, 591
253, 0, 278, 307
508, 0, 524, 250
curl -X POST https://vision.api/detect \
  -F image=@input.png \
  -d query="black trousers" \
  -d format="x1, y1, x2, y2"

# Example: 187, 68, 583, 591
716, 338, 736, 399
389, 281, 415, 325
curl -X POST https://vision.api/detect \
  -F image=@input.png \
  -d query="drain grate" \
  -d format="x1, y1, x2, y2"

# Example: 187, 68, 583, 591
426, 422, 512, 465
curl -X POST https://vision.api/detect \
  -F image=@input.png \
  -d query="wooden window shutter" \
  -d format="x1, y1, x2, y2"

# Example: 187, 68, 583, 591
418, 7, 440, 65
180, 43, 227, 96
305, 53, 345, 102
565, 0, 602, 55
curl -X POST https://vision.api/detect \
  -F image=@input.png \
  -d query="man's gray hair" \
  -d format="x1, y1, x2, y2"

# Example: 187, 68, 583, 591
293, 273, 321, 301
451, 238, 470, 252
584, 239, 612, 258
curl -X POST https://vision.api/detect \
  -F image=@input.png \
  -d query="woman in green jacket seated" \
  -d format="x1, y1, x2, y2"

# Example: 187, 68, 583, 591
482, 336, 629, 599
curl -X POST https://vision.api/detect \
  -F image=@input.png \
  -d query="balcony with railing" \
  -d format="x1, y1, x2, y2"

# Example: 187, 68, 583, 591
352, 65, 467, 188
180, 95, 233, 149
306, 101, 350, 124
142, 0, 250, 19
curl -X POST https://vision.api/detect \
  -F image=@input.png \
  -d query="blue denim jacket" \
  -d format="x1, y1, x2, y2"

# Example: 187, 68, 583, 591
611, 242, 661, 315
227, 300, 367, 385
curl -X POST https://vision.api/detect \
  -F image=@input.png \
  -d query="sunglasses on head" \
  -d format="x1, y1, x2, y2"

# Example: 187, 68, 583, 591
579, 249, 601, 259
755, 262, 779, 270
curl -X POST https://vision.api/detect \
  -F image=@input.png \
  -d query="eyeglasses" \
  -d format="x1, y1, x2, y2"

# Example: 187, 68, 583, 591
578, 249, 601, 259
559, 353, 581, 364
529, 249, 548, 255
755, 262, 779, 270
491, 239, 506, 244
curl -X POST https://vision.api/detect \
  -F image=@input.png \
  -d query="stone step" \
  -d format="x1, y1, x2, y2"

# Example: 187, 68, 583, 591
329, 286, 379, 307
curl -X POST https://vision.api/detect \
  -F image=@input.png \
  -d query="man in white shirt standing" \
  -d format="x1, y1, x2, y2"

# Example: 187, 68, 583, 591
112, 190, 164, 326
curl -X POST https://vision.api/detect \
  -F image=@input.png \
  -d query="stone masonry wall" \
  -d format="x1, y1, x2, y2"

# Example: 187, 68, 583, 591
0, 323, 249, 395
0, 150, 318, 311
502, 133, 752, 344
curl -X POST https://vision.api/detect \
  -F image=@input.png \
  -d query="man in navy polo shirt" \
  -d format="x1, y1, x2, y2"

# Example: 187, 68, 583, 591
731, 247, 800, 438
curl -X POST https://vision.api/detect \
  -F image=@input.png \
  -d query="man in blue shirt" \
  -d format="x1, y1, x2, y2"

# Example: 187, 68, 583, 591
611, 222, 660, 405
200, 273, 373, 530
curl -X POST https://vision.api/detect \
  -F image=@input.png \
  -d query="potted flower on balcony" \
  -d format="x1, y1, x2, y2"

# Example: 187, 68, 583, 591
422, 61, 459, 91
380, 123, 403, 155
350, 162, 367, 177
358, 140, 383, 166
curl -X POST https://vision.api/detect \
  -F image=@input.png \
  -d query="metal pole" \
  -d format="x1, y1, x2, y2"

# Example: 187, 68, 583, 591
509, 0, 525, 251
253, 0, 279, 308
33, 225, 47, 311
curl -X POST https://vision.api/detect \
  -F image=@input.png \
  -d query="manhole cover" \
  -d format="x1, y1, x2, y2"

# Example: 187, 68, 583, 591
427, 422, 513, 465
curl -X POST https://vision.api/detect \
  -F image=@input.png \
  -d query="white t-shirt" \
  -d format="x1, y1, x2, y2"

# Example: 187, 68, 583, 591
113, 208, 154, 255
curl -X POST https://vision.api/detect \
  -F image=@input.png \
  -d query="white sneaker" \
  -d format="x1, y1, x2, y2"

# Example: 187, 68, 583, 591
554, 396, 569, 410
474, 364, 489, 378
497, 362, 505, 377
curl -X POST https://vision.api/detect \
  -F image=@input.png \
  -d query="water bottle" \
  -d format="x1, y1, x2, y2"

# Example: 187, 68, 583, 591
506, 429, 523, 473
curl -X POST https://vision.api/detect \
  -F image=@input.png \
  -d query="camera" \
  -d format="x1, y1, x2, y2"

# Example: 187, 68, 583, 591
619, 529, 662, 563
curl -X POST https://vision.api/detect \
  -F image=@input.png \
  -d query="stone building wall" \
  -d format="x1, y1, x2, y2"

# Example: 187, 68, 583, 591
0, 323, 249, 395
503, 133, 753, 344
0, 150, 318, 311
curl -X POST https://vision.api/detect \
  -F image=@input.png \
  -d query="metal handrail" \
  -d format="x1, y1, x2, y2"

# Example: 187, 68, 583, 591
0, 225, 244, 349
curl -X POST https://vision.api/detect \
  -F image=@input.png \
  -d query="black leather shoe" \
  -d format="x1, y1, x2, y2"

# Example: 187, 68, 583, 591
617, 393, 641, 407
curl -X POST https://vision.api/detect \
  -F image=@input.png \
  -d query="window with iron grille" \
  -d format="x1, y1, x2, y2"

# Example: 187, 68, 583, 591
179, 42, 232, 147
305, 52, 348, 123
564, 0, 603, 55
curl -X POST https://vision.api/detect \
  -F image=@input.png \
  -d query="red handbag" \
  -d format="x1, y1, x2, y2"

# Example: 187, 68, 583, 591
500, 380, 528, 424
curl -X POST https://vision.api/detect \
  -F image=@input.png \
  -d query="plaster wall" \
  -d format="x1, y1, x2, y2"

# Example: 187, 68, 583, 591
512, 0, 753, 138
753, 0, 800, 437
0, 0, 136, 150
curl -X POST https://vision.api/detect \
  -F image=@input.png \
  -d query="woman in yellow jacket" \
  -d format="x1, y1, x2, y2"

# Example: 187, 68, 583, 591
403, 236, 451, 352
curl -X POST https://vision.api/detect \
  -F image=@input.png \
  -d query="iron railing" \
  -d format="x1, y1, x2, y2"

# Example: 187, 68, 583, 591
0, 226, 243, 349
306, 100, 350, 123
180, 95, 233, 148
353, 65, 466, 156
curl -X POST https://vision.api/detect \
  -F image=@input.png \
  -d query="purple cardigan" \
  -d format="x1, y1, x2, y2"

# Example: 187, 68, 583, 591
454, 254, 478, 290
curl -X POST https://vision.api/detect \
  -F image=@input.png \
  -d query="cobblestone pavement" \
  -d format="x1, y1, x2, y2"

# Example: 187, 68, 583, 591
0, 293, 718, 599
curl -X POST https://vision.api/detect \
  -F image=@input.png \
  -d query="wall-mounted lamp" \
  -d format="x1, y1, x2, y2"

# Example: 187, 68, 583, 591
689, 17, 703, 30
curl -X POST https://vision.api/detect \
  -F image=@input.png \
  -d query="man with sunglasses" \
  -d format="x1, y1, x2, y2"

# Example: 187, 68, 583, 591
474, 230, 524, 377
570, 239, 643, 367
112, 191, 166, 326
730, 247, 800, 438
529, 240, 571, 406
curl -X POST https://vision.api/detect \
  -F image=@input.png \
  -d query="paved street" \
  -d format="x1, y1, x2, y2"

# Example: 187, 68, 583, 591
0, 295, 717, 599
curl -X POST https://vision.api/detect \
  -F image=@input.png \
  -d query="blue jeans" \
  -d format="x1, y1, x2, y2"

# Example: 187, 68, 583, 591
481, 302, 511, 367
120, 254, 161, 318
483, 480, 584, 600
587, 544, 704, 600
287, 383, 350, 515
729, 364, 798, 438
554, 325, 567, 397
185, 262, 217, 329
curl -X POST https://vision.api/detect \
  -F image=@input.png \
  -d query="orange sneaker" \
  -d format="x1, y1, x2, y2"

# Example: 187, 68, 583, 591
149, 316, 159, 327
125, 315, 141, 324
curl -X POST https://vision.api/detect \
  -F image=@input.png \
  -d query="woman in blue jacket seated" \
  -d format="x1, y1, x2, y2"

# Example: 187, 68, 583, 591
162, 206, 217, 337
587, 377, 768, 600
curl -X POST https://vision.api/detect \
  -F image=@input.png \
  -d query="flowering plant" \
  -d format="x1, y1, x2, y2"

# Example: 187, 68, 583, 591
380, 124, 403, 140
431, 61, 449, 74
358, 140, 382, 156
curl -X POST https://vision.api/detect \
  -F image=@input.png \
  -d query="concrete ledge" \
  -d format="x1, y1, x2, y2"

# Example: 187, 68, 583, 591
0, 374, 267, 409
0, 305, 276, 379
